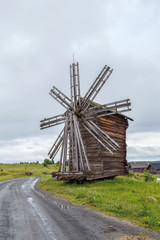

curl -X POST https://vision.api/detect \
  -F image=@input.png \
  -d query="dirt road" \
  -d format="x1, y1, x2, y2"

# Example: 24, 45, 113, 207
0, 177, 159, 240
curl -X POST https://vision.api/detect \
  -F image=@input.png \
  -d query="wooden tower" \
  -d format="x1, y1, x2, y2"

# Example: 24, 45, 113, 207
40, 62, 133, 180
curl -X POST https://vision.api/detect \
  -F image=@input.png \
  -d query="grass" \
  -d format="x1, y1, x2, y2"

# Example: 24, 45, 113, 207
39, 173, 160, 233
1, 163, 160, 233
0, 162, 58, 182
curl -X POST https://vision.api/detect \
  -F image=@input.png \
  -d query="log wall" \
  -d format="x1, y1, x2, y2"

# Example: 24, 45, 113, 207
69, 113, 128, 179
80, 114, 128, 178
97, 115, 128, 177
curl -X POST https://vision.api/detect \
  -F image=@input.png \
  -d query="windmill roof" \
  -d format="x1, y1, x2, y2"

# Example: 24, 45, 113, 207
148, 162, 160, 170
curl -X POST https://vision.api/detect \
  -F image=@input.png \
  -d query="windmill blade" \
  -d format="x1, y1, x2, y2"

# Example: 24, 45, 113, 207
102, 99, 131, 111
61, 117, 68, 173
97, 109, 132, 118
40, 114, 65, 130
73, 119, 79, 171
48, 128, 64, 155
58, 118, 70, 173
68, 113, 75, 173
73, 116, 84, 171
58, 137, 64, 172
85, 110, 132, 121
84, 99, 131, 117
70, 62, 81, 110
80, 65, 113, 113
97, 99, 132, 120
62, 116, 70, 173
85, 120, 118, 152
82, 121, 114, 154
73, 115, 90, 171
50, 141, 62, 160
88, 120, 119, 149
49, 86, 73, 110
82, 119, 119, 154
85, 109, 131, 120
48, 129, 64, 159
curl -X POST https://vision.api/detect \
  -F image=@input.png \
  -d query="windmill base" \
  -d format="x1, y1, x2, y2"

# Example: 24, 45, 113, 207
52, 170, 128, 181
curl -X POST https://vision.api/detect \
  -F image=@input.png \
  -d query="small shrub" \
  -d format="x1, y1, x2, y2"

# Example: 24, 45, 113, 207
144, 170, 155, 182
43, 162, 47, 167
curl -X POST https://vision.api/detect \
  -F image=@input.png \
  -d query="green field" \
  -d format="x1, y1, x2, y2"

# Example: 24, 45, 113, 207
39, 172, 160, 233
0, 163, 160, 233
0, 162, 58, 182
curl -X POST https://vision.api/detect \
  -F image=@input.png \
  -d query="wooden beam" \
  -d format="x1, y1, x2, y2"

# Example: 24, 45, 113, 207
80, 65, 113, 113
49, 86, 73, 110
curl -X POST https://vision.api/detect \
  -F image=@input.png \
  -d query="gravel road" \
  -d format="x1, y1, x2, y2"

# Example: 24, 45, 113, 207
0, 177, 160, 240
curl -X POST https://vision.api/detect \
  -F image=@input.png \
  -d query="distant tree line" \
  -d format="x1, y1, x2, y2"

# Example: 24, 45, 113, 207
43, 159, 54, 166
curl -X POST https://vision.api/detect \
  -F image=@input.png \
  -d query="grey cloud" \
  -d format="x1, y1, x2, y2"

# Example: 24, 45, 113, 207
127, 146, 160, 158
0, 0, 160, 162
0, 135, 56, 163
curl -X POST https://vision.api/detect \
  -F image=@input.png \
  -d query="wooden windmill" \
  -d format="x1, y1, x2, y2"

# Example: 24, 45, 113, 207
40, 62, 132, 180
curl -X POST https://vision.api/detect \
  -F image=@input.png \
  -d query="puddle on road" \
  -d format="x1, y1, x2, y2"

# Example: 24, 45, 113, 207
51, 200, 69, 209
59, 204, 69, 210
104, 226, 117, 233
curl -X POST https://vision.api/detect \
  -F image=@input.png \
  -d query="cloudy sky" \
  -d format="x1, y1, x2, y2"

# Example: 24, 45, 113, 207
0, 0, 160, 163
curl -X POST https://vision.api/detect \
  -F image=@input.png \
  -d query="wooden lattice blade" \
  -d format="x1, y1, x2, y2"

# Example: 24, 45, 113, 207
40, 114, 65, 130
82, 122, 113, 154
70, 62, 81, 111
49, 86, 73, 110
80, 65, 113, 113
48, 129, 64, 159
61, 116, 70, 173
102, 98, 131, 109
73, 115, 90, 171
88, 120, 119, 149
73, 115, 84, 171
97, 109, 132, 118
50, 141, 62, 160
82, 119, 119, 154
84, 99, 131, 117
68, 113, 75, 172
